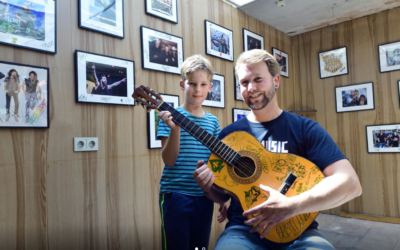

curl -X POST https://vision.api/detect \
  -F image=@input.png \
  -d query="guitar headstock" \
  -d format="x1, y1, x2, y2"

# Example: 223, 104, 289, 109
132, 85, 163, 112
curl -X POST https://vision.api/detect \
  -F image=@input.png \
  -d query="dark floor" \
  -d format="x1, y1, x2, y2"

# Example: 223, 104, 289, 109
317, 213, 400, 250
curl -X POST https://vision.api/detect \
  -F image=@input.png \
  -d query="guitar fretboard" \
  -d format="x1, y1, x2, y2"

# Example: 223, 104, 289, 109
159, 102, 241, 166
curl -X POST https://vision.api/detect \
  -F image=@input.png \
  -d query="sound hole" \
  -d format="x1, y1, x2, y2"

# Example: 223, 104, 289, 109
234, 156, 256, 178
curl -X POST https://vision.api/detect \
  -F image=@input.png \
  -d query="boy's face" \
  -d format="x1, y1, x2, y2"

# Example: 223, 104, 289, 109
180, 71, 212, 106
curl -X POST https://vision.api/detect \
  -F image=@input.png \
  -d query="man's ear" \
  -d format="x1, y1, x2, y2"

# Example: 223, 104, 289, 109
180, 80, 185, 90
274, 74, 280, 89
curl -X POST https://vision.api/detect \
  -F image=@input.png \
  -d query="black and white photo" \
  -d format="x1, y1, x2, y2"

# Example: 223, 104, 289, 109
141, 26, 183, 75
335, 82, 374, 113
79, 0, 124, 38
148, 93, 179, 149
367, 124, 400, 153
272, 47, 289, 78
0, 60, 49, 128
378, 41, 400, 73
203, 73, 225, 108
234, 68, 243, 101
205, 20, 233, 62
75, 50, 135, 106
232, 108, 250, 123
0, 0, 56, 53
319, 47, 348, 79
145, 0, 177, 24
243, 28, 264, 52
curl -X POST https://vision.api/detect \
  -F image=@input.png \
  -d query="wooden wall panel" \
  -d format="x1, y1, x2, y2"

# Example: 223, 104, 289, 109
0, 0, 293, 249
292, 7, 400, 217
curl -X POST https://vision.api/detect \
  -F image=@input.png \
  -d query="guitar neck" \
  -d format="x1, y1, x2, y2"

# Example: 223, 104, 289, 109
158, 102, 240, 166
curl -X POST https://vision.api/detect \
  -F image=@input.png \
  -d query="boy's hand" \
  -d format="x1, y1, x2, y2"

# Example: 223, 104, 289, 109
218, 202, 228, 223
193, 160, 214, 193
159, 111, 180, 131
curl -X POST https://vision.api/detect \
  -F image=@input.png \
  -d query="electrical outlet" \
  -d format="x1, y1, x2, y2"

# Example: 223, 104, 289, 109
74, 137, 99, 151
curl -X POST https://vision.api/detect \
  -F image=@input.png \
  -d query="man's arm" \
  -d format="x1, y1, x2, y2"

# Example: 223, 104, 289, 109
22, 80, 27, 94
243, 159, 362, 238
92, 63, 99, 88
108, 78, 126, 90
159, 111, 181, 167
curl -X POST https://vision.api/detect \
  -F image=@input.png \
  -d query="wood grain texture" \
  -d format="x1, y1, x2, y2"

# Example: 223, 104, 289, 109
0, 0, 293, 249
292, 7, 400, 217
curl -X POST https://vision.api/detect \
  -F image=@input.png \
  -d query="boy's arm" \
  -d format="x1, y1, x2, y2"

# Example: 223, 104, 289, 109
159, 111, 181, 167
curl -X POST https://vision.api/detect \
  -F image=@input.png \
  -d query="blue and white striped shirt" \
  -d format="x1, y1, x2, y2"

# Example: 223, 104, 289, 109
157, 106, 220, 196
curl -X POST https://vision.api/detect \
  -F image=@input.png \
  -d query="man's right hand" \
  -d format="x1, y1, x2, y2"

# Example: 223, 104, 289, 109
91, 63, 95, 70
193, 160, 215, 193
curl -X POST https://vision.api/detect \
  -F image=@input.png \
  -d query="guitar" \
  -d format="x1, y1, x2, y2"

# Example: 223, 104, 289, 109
132, 85, 325, 243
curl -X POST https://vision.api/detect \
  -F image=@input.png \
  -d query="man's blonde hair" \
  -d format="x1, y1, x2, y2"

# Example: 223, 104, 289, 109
181, 55, 214, 82
235, 49, 280, 79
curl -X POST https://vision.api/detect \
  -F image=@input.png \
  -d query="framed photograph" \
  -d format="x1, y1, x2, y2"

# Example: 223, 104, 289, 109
141, 26, 183, 75
366, 124, 400, 153
205, 20, 233, 62
79, 0, 124, 38
398, 80, 400, 108
0, 61, 49, 128
319, 47, 348, 79
272, 47, 289, 78
75, 50, 135, 106
232, 108, 250, 123
203, 73, 225, 109
145, 0, 177, 24
234, 68, 243, 101
335, 82, 374, 113
148, 93, 179, 149
0, 0, 57, 53
243, 29, 264, 51
378, 41, 400, 73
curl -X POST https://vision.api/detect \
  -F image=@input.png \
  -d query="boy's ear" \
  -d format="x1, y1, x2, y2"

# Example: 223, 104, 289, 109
179, 80, 185, 90
208, 81, 212, 92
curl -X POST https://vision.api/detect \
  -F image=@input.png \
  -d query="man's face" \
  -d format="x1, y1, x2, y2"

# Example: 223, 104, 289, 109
172, 50, 176, 56
29, 73, 35, 81
380, 131, 383, 135
101, 76, 107, 84
155, 40, 160, 48
237, 61, 278, 111
221, 38, 225, 44
351, 91, 359, 99
11, 71, 16, 77
394, 132, 398, 136
165, 46, 169, 53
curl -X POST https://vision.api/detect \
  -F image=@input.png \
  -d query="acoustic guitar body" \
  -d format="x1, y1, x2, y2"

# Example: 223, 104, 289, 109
207, 131, 324, 243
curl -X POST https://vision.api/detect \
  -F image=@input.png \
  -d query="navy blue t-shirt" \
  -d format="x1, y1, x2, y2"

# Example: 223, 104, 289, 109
217, 111, 346, 230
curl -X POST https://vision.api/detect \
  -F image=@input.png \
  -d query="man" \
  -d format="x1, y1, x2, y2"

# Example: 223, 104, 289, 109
386, 133, 393, 147
392, 131, 399, 147
169, 46, 178, 67
15, 2, 36, 36
194, 49, 362, 250
91, 63, 126, 95
3, 69, 20, 122
211, 35, 229, 54
348, 90, 359, 106
149, 39, 161, 64
376, 130, 386, 148
159, 45, 172, 65
21, 71, 41, 123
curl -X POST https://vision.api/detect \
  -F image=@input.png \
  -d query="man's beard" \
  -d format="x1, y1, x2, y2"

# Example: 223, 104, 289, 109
245, 84, 276, 110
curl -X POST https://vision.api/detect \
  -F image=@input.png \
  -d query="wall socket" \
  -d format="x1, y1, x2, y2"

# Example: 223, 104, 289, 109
74, 137, 99, 151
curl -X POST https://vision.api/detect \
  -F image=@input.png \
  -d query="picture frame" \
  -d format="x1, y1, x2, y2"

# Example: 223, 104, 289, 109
0, 0, 57, 54
145, 0, 178, 24
318, 47, 348, 79
75, 50, 135, 106
140, 25, 183, 75
232, 108, 250, 123
243, 29, 264, 51
398, 80, 400, 109
378, 41, 400, 73
272, 47, 289, 78
0, 60, 49, 128
335, 82, 374, 113
205, 20, 233, 62
203, 73, 225, 109
78, 0, 124, 38
366, 124, 400, 153
234, 68, 243, 101
148, 93, 179, 149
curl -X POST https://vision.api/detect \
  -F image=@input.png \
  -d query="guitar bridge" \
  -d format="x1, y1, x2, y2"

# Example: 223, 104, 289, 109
278, 173, 297, 195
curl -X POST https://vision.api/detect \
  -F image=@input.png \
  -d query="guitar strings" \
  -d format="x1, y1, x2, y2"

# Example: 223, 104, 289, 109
165, 104, 282, 190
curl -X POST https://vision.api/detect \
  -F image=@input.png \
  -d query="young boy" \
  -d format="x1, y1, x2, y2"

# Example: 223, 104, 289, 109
157, 54, 226, 250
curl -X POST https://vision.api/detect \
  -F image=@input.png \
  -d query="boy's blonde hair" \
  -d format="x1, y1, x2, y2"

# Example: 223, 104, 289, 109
181, 55, 214, 82
235, 49, 280, 79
